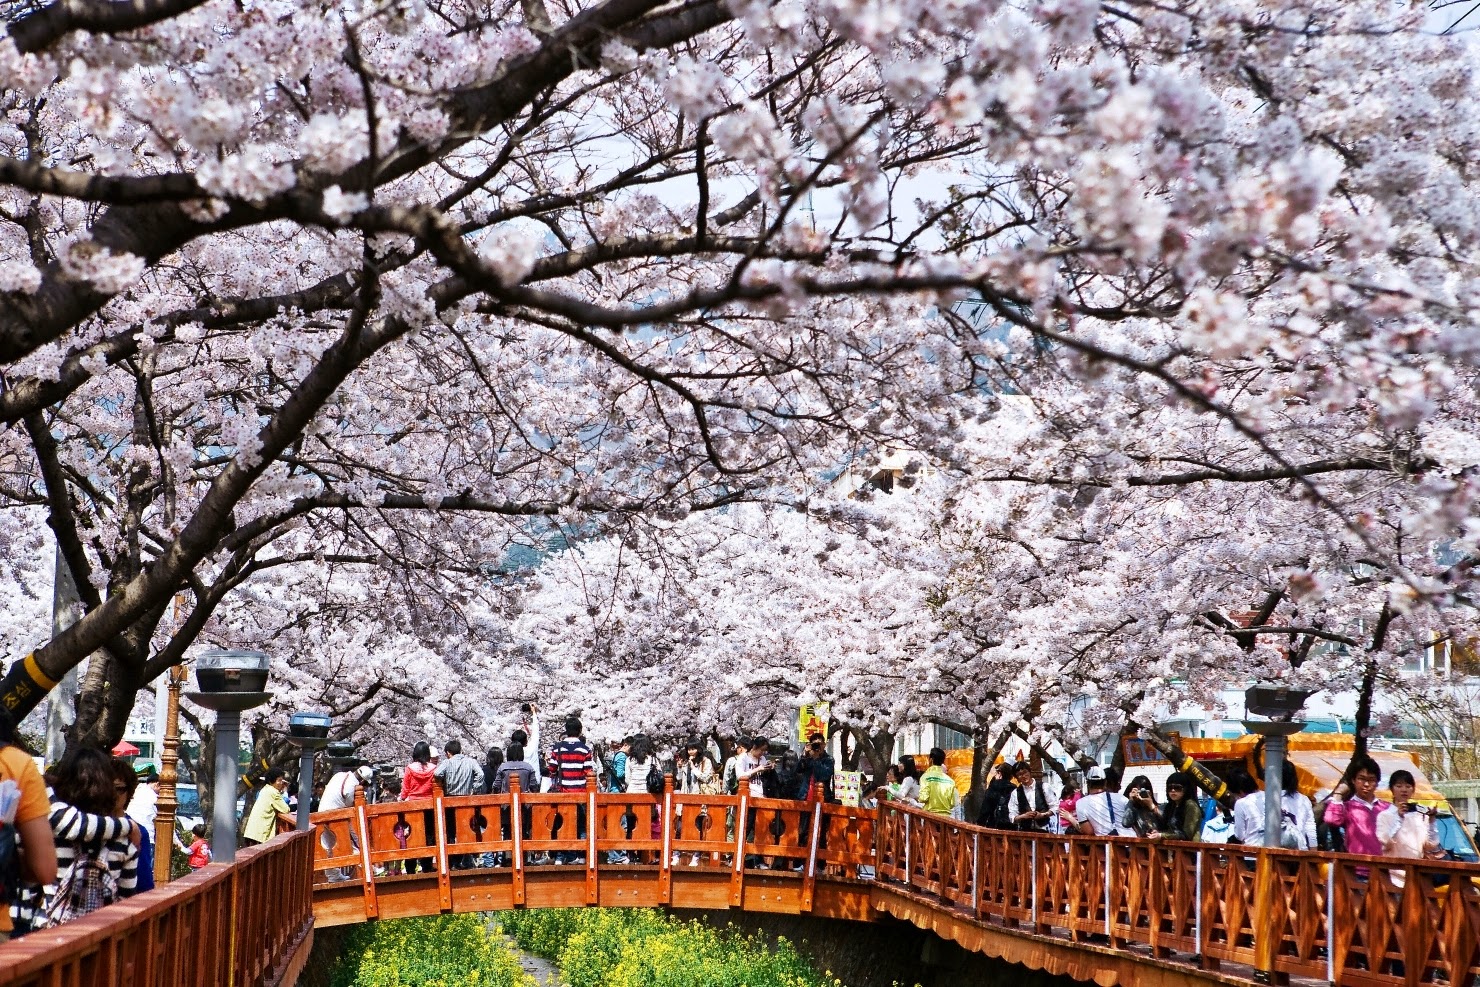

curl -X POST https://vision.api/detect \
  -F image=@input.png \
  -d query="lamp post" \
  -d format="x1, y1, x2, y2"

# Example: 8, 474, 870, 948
153, 663, 188, 885
1243, 682, 1315, 849
286, 712, 332, 831
186, 649, 272, 865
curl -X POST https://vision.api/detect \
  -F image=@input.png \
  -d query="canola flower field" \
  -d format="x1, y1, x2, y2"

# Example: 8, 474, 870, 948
329, 908, 851, 987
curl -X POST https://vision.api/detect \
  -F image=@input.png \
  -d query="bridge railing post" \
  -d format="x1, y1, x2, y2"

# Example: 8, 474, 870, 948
433, 779, 451, 912
1251, 848, 1276, 982
587, 771, 599, 905
510, 773, 525, 906
802, 781, 823, 912
659, 771, 674, 904
353, 788, 379, 920
732, 791, 749, 906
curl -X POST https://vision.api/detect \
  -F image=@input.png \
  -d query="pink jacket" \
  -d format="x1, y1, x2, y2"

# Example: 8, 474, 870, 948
1324, 796, 1391, 856
400, 761, 436, 800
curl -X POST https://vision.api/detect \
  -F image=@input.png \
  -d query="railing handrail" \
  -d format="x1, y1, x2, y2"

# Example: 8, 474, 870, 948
0, 828, 315, 987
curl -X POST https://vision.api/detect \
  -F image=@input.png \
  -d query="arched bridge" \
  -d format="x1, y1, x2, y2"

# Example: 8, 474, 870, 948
6, 776, 1480, 987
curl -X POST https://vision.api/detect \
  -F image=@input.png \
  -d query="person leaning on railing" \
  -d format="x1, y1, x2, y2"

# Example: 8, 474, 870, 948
919, 748, 962, 818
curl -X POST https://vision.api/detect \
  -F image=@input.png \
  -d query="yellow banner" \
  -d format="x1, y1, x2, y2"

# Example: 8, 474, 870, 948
798, 703, 829, 746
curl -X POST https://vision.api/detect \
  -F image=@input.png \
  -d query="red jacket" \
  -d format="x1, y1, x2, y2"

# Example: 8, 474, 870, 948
400, 761, 436, 800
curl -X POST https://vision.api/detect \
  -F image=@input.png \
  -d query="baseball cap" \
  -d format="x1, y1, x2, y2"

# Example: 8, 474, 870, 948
356, 766, 375, 783
1085, 765, 1106, 781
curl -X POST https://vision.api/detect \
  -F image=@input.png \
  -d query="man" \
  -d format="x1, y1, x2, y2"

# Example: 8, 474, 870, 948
919, 747, 961, 816
1006, 761, 1052, 831
546, 716, 595, 862
977, 761, 1015, 828
797, 733, 836, 802
1074, 766, 1130, 837
243, 768, 294, 846
513, 703, 542, 787
1325, 756, 1391, 856
722, 736, 750, 795
318, 763, 371, 880
434, 739, 485, 796
435, 740, 485, 868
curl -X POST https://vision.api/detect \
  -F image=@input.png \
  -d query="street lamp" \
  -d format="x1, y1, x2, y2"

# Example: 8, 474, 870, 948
186, 648, 272, 865
286, 712, 332, 831
1242, 681, 1315, 849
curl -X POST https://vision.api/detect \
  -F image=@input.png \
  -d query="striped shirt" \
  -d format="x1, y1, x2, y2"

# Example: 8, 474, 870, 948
547, 739, 594, 791
46, 803, 139, 921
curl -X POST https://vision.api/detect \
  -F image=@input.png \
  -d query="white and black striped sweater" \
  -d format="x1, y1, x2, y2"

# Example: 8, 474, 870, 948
49, 802, 139, 898
10, 803, 138, 931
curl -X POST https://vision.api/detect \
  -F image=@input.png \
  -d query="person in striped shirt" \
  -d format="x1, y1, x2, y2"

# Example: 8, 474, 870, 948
546, 717, 595, 863
42, 747, 140, 926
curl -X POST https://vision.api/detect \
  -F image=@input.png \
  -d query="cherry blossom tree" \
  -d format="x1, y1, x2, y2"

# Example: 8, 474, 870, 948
4, 0, 1480, 756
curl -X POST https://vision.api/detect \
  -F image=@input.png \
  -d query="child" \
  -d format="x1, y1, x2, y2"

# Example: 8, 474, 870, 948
185, 823, 211, 870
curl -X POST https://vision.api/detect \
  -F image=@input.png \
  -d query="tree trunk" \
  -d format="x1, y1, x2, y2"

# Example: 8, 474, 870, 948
1140, 728, 1236, 810
1348, 656, 1379, 772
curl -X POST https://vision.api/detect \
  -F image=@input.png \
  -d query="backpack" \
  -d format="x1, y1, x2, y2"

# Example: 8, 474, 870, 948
0, 817, 19, 927
45, 845, 119, 927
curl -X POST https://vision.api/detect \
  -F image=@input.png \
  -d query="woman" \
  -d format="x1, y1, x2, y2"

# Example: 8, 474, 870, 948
624, 735, 659, 796
112, 758, 154, 892
1121, 774, 1161, 838
894, 758, 921, 807
674, 738, 720, 864
398, 742, 436, 874
400, 741, 436, 800
1377, 769, 1442, 860
1156, 772, 1202, 841
481, 746, 505, 796
675, 738, 720, 796
42, 747, 140, 926
1236, 761, 1316, 849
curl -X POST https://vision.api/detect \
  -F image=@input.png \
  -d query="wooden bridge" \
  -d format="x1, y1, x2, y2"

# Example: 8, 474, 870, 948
6, 776, 1480, 987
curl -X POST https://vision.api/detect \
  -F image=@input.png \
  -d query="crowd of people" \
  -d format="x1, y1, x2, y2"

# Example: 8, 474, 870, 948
1, 695, 1460, 942
314, 713, 842, 875
932, 752, 1451, 864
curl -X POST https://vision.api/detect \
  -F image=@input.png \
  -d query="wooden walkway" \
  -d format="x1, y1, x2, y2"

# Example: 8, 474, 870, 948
7, 778, 1480, 987
312, 779, 1480, 987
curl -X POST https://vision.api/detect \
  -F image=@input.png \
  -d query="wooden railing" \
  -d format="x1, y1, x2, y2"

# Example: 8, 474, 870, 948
0, 829, 315, 987
10, 783, 1478, 987
876, 801, 1480, 987
310, 776, 875, 921
307, 775, 1480, 987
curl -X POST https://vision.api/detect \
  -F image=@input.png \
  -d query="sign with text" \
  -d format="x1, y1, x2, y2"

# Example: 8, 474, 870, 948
1122, 734, 1178, 768
798, 703, 830, 746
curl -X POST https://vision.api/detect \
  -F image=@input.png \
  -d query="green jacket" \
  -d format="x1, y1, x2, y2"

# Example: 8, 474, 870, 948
920, 766, 960, 815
